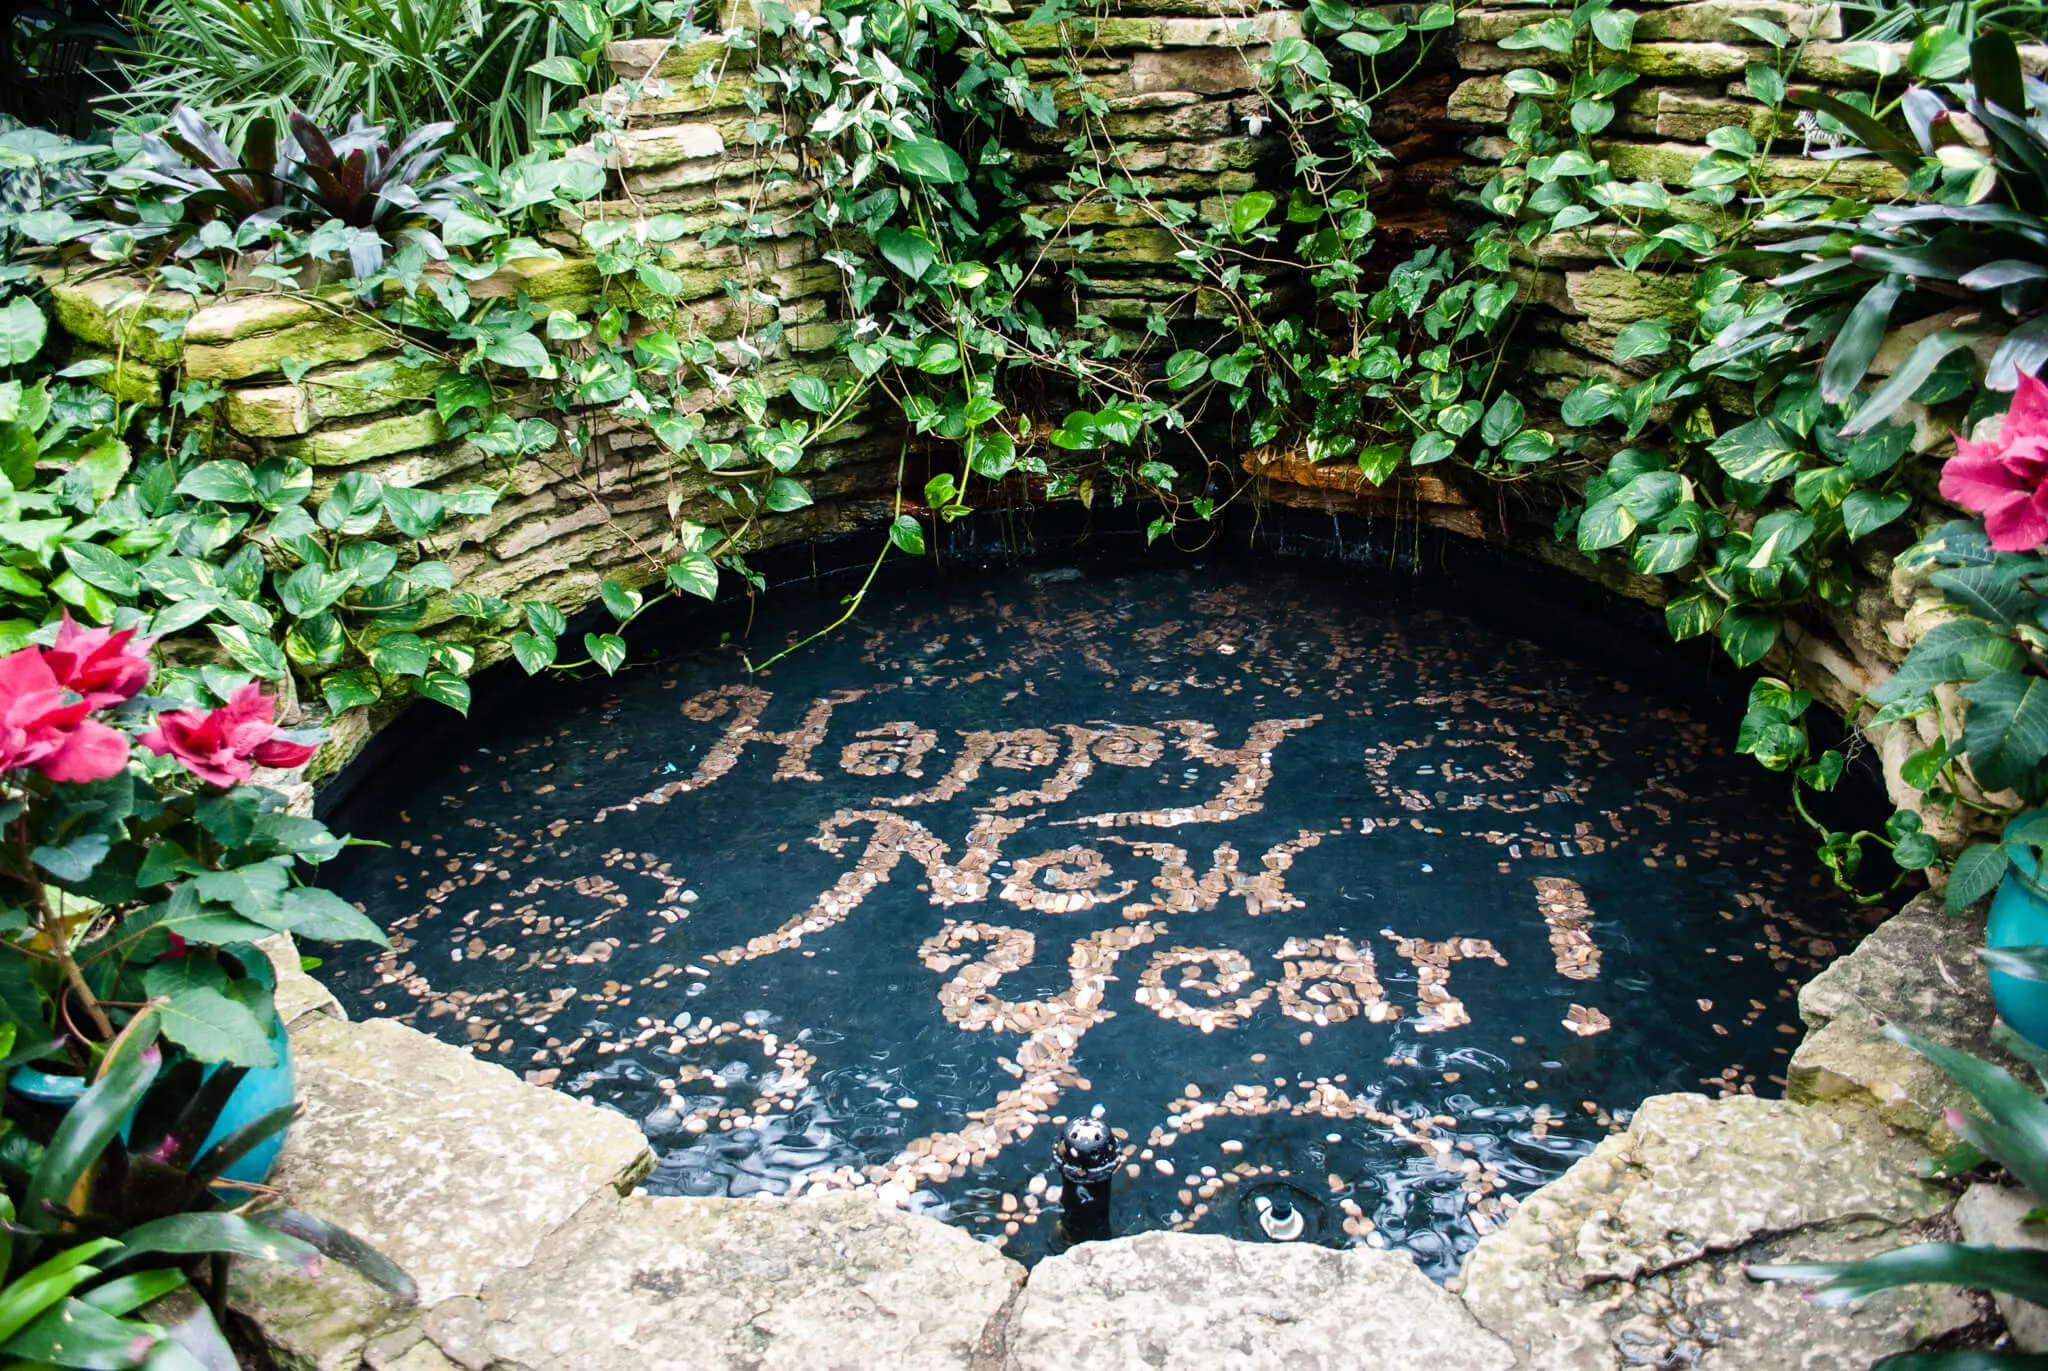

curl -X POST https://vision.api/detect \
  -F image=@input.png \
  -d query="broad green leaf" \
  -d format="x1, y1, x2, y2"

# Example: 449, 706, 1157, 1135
145, 976, 275, 1067
1612, 319, 1670, 363
26, 1042, 158, 1234
1718, 605, 1779, 666
1754, 1243, 2048, 1308
1908, 25, 1971, 80
1665, 593, 1720, 640
0, 1295, 157, 1367
1841, 489, 1909, 541
1930, 562, 2036, 628
764, 477, 812, 512
600, 578, 641, 622
875, 228, 937, 281
526, 54, 590, 83
1710, 417, 1803, 485
276, 887, 386, 944
1165, 350, 1208, 390
889, 513, 926, 555
509, 630, 557, 673
786, 374, 833, 412
1820, 274, 1905, 404
667, 553, 718, 600
369, 633, 431, 677
585, 632, 627, 675
382, 487, 445, 538
1949, 840, 2015, 914
1209, 352, 1253, 387
0, 298, 46, 366
1229, 191, 1276, 237
892, 138, 968, 184
1479, 393, 1524, 446
483, 331, 549, 372
1590, 7, 1636, 50
61, 542, 139, 597
416, 670, 470, 715
177, 461, 260, 505
321, 671, 379, 712
1962, 670, 2048, 799
118, 1213, 319, 1272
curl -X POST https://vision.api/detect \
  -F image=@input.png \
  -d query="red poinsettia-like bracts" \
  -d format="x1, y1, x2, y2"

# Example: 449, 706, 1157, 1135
43, 615, 155, 709
141, 683, 318, 789
1941, 372, 2048, 552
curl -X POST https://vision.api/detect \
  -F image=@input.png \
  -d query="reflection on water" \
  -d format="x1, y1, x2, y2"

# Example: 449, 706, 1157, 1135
321, 559, 1875, 1277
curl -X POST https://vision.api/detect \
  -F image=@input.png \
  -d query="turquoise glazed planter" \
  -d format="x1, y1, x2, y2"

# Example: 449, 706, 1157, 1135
1988, 852, 2048, 1051
7, 1015, 294, 1186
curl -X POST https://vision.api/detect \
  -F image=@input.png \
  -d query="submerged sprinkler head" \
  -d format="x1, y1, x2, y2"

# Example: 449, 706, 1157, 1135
1056, 1116, 1119, 1183
1255, 1194, 1307, 1242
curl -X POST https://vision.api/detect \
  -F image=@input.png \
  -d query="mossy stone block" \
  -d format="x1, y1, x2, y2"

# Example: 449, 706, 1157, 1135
47, 276, 194, 368
185, 312, 391, 382
1598, 139, 1908, 197
305, 355, 447, 424
1447, 76, 1512, 126
1043, 226, 1185, 264
227, 384, 313, 438
468, 256, 605, 313
274, 409, 446, 467
1006, 18, 1161, 51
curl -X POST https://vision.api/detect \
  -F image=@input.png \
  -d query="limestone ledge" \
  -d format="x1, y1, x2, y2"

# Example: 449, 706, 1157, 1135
1455, 36, 2048, 79
1787, 890, 2012, 1146
46, 257, 604, 396
1457, 1092, 1973, 1370
1456, 0, 1842, 45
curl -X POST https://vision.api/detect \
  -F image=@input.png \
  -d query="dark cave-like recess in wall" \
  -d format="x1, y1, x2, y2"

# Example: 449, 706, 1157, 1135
320, 543, 1878, 1277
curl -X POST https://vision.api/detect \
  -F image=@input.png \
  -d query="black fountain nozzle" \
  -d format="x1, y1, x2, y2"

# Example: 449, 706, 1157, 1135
1056, 1114, 1119, 1244
1255, 1192, 1306, 1242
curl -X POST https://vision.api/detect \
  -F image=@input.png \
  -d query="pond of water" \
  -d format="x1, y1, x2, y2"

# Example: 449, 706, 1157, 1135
321, 551, 1875, 1277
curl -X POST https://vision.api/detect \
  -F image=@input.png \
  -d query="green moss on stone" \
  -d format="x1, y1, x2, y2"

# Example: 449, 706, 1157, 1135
275, 409, 447, 466
47, 277, 194, 368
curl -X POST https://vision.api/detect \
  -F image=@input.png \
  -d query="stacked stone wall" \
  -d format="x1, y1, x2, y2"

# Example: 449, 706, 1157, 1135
41, 39, 901, 773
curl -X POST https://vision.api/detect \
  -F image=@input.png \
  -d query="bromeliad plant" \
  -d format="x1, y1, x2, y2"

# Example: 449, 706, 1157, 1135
1751, 32, 2048, 430
0, 612, 384, 1075
76, 105, 475, 274
0, 1013, 414, 1371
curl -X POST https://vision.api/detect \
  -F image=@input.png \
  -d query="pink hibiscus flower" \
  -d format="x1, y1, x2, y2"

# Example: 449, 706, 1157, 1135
1941, 371, 2048, 551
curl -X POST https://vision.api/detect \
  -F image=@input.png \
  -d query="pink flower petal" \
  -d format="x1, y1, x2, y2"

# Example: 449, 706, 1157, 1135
37, 720, 131, 783
1985, 489, 2048, 551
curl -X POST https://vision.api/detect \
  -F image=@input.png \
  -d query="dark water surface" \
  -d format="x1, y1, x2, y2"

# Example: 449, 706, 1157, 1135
322, 554, 1875, 1277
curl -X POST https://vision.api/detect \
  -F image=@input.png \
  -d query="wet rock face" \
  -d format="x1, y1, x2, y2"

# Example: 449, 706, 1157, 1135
1455, 1093, 1973, 1370
998, 1232, 1514, 1371
1788, 891, 2011, 1147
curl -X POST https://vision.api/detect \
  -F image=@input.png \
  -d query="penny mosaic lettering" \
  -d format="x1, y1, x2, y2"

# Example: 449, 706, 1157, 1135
323, 562, 1872, 1277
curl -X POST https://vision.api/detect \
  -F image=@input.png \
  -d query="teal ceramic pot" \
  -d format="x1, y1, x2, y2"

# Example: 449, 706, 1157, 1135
7, 1015, 294, 1186
1988, 853, 2048, 1051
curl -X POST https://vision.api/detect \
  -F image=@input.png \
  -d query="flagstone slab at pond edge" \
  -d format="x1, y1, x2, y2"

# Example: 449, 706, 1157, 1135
1455, 1092, 1973, 1370
997, 1232, 1514, 1371
421, 1192, 1025, 1371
